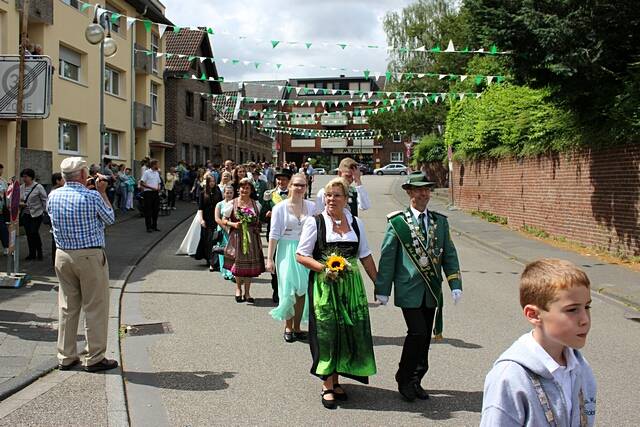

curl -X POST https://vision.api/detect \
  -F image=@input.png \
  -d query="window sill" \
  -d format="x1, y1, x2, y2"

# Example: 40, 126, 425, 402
58, 150, 82, 156
105, 92, 127, 101
58, 75, 88, 88
152, 121, 163, 126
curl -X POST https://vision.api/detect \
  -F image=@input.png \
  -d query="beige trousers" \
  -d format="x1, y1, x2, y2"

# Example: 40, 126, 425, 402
55, 248, 110, 366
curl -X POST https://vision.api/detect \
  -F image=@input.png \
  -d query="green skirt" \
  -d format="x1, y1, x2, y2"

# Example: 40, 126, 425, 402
308, 261, 376, 383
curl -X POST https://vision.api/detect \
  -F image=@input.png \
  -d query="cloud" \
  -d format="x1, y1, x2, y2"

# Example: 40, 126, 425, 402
161, 0, 413, 81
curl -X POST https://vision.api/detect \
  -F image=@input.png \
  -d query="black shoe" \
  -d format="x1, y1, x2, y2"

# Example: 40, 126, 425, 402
414, 383, 430, 400
333, 383, 348, 401
321, 389, 337, 410
272, 291, 279, 303
235, 295, 244, 303
398, 381, 417, 402
36, 254, 43, 261
283, 331, 295, 343
58, 359, 80, 371
292, 331, 308, 341
147, 229, 153, 233
246, 297, 255, 304
85, 358, 118, 372
153, 228, 161, 232
25, 255, 35, 261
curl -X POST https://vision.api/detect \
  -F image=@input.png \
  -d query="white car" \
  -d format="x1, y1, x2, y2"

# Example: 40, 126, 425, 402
374, 163, 408, 175
315, 168, 326, 175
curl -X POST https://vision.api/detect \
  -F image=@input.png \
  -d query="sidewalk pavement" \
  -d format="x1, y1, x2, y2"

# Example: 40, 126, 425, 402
0, 201, 197, 403
391, 180, 640, 312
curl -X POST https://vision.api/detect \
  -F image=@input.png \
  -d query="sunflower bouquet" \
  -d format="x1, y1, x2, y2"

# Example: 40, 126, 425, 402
236, 206, 257, 254
324, 252, 352, 283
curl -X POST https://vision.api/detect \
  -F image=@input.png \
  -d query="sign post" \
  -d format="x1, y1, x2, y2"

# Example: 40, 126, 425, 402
404, 141, 412, 166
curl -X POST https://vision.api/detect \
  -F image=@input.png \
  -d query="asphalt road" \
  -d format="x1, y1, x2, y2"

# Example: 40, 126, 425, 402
121, 175, 640, 426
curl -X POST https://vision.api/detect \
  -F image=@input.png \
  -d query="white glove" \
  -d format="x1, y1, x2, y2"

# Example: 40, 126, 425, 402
375, 295, 389, 305
452, 289, 463, 305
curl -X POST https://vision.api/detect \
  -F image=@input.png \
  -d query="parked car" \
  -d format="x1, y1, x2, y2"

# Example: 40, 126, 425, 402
374, 163, 408, 175
315, 168, 326, 175
357, 163, 373, 175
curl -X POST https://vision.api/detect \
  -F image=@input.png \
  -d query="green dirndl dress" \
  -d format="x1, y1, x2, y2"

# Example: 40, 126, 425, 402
308, 215, 376, 383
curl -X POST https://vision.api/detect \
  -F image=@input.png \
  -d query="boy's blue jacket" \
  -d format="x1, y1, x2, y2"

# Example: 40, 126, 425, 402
480, 333, 597, 427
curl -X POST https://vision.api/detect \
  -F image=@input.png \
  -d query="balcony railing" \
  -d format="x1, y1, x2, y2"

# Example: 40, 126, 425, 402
134, 102, 152, 130
134, 44, 152, 75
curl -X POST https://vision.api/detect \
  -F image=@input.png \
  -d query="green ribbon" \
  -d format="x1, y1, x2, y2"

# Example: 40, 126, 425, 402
241, 222, 250, 255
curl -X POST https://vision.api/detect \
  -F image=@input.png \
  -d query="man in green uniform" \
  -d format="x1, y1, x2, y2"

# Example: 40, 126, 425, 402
261, 169, 292, 303
375, 174, 463, 402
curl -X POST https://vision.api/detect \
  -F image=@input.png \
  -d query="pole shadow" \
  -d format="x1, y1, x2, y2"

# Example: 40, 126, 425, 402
124, 370, 236, 391
373, 336, 482, 349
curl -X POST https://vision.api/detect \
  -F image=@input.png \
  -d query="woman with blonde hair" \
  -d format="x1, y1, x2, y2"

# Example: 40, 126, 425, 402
223, 178, 265, 303
215, 184, 235, 280
296, 177, 378, 409
266, 174, 317, 342
218, 171, 232, 193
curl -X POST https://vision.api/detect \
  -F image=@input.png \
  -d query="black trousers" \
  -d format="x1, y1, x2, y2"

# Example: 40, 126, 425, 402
143, 191, 160, 231
397, 298, 437, 385
23, 215, 43, 258
167, 189, 176, 208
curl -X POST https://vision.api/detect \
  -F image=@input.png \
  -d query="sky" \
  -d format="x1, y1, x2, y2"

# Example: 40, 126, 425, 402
160, 0, 415, 82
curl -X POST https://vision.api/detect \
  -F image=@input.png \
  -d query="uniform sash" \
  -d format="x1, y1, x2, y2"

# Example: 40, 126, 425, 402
388, 209, 444, 337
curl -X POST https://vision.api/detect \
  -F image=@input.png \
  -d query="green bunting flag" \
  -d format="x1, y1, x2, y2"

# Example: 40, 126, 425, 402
254, 62, 261, 69
80, 3, 92, 12
305, 42, 312, 49
207, 27, 214, 34
276, 64, 282, 69
271, 40, 280, 48
110, 13, 121, 24
337, 44, 347, 50
143, 20, 152, 33
364, 70, 370, 79
173, 26, 182, 33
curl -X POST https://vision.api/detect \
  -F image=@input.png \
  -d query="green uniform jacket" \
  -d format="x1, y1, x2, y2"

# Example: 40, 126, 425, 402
375, 210, 462, 308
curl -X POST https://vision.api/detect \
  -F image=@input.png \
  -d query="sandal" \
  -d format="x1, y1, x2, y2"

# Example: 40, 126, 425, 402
333, 383, 348, 401
321, 389, 337, 410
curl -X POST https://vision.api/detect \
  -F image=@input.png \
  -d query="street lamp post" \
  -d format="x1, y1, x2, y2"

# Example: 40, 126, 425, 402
85, 6, 117, 169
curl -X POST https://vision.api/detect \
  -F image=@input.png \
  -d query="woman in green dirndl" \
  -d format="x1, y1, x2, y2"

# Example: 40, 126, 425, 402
296, 177, 378, 410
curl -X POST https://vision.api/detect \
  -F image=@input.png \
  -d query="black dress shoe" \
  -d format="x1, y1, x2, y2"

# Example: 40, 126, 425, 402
246, 297, 255, 304
283, 331, 295, 343
153, 228, 161, 232
85, 358, 118, 372
414, 383, 430, 400
25, 255, 35, 261
235, 295, 244, 303
58, 359, 80, 371
147, 229, 153, 233
292, 331, 308, 341
398, 381, 417, 402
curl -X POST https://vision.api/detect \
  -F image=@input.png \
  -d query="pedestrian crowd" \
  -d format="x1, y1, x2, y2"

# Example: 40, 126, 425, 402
11, 153, 596, 425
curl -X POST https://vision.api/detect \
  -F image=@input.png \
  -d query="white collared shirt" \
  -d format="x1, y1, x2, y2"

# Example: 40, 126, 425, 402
523, 331, 579, 417
409, 206, 429, 236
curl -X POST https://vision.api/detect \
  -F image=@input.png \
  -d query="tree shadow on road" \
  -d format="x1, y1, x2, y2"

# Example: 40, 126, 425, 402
124, 370, 236, 391
373, 336, 482, 349
341, 384, 482, 420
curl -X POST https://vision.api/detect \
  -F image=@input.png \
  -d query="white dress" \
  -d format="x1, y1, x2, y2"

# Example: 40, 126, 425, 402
176, 211, 202, 255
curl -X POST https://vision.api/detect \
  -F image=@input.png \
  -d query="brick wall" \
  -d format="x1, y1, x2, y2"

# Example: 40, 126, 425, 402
422, 161, 448, 187
452, 145, 640, 257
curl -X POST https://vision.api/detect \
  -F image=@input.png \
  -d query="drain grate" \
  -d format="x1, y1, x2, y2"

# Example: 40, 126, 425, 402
124, 322, 173, 336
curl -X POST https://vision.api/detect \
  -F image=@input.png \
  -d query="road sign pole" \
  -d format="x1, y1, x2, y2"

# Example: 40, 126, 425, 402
12, 0, 30, 275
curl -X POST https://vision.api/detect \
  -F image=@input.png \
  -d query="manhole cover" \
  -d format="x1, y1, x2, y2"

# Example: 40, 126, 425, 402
124, 322, 173, 336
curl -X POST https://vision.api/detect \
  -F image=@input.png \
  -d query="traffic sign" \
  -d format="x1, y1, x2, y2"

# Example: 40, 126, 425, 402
0, 55, 52, 119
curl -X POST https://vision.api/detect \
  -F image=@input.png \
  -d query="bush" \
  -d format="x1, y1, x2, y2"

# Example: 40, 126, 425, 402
445, 84, 581, 159
411, 134, 446, 167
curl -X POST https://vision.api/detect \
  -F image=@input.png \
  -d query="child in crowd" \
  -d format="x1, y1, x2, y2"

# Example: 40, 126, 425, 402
480, 259, 597, 426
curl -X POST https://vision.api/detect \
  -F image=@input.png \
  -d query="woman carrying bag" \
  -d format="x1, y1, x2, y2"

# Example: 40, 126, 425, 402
19, 168, 48, 261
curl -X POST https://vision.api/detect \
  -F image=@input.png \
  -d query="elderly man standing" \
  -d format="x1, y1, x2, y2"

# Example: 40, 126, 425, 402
374, 174, 462, 401
140, 159, 162, 233
47, 157, 117, 372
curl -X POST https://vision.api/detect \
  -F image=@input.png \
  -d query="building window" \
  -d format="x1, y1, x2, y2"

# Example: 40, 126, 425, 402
151, 32, 159, 74
203, 147, 210, 162
391, 152, 404, 163
393, 133, 402, 143
59, 46, 81, 82
105, 4, 121, 33
104, 67, 120, 96
186, 91, 194, 117
192, 145, 198, 165
150, 83, 159, 122
199, 97, 207, 121
181, 143, 188, 161
104, 130, 120, 158
58, 120, 80, 153
61, 0, 79, 9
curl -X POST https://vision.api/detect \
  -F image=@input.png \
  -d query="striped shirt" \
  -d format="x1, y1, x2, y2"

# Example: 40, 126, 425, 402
47, 182, 115, 250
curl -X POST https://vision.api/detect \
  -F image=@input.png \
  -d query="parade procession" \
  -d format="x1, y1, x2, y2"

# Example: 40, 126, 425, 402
1, 0, 639, 426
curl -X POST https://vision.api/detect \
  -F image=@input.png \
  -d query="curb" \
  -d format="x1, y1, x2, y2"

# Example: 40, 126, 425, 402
391, 178, 640, 312
0, 207, 195, 417
108, 208, 195, 427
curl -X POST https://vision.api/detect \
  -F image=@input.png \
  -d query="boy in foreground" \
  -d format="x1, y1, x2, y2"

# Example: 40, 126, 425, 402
480, 259, 597, 426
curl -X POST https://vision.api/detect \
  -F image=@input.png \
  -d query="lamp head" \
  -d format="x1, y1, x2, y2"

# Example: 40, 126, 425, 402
85, 23, 105, 45
103, 37, 118, 57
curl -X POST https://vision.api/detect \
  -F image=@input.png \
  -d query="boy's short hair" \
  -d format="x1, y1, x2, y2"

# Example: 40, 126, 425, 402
338, 157, 357, 172
520, 259, 590, 310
